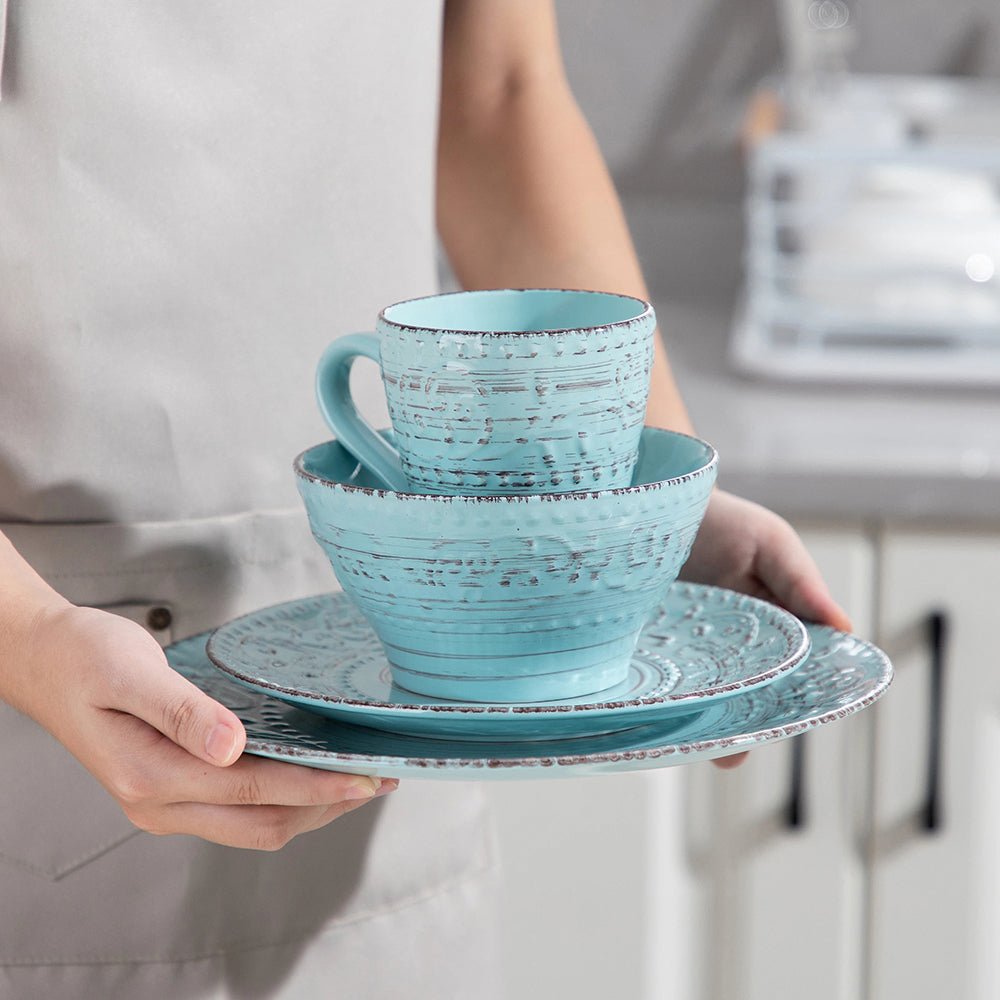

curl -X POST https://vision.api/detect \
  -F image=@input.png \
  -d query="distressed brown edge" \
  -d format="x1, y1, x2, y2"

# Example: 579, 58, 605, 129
241, 651, 893, 772
292, 428, 719, 502
205, 586, 806, 717
378, 287, 654, 337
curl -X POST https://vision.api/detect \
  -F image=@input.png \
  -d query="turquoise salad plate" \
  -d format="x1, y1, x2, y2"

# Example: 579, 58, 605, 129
205, 583, 810, 741
169, 624, 892, 779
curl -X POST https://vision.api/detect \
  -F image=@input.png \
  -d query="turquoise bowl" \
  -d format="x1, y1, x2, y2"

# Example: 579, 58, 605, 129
294, 427, 718, 703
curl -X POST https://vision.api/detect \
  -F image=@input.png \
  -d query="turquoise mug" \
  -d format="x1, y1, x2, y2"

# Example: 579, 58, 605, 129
316, 288, 656, 495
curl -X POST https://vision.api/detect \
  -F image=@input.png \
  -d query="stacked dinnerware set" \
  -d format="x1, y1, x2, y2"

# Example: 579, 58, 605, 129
168, 290, 892, 780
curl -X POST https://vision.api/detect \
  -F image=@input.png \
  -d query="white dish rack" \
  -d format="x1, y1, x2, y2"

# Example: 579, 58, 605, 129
733, 74, 1000, 385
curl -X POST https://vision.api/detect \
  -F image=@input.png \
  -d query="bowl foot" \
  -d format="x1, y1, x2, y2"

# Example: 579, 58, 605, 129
385, 632, 639, 703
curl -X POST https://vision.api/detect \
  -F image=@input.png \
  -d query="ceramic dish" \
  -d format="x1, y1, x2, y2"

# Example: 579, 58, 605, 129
294, 426, 717, 703
169, 624, 892, 779
206, 583, 810, 740
315, 288, 657, 495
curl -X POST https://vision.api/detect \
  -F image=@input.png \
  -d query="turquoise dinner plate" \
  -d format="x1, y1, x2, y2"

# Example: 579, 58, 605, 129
168, 624, 892, 779
205, 584, 810, 741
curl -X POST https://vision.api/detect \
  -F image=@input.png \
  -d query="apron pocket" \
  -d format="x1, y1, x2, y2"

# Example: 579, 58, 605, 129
0, 514, 493, 969
0, 704, 140, 881
0, 603, 173, 880
0, 509, 330, 888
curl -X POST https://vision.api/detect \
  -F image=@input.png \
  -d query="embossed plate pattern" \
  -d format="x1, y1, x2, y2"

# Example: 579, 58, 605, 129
205, 583, 810, 740
169, 626, 892, 778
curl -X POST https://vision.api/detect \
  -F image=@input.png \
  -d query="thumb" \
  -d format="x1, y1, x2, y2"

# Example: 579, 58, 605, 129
120, 649, 247, 766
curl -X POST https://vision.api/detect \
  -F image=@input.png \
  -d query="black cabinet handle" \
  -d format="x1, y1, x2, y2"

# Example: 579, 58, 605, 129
922, 610, 948, 832
785, 735, 807, 829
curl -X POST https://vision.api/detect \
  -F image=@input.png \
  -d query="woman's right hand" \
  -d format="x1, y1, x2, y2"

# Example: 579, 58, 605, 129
9, 604, 396, 850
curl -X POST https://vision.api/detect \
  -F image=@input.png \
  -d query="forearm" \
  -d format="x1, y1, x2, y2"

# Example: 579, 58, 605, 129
0, 531, 72, 712
437, 5, 692, 432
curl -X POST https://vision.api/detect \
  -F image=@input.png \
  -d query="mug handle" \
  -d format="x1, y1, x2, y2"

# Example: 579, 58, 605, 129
315, 333, 410, 492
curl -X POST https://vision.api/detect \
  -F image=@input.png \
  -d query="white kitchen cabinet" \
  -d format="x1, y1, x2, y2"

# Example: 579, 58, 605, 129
685, 523, 1000, 1000
488, 525, 879, 1000
869, 528, 1000, 1000
488, 523, 1000, 1000
679, 525, 878, 1000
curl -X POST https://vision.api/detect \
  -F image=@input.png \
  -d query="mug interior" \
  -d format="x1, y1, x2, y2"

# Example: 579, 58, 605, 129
381, 289, 649, 334
298, 427, 715, 495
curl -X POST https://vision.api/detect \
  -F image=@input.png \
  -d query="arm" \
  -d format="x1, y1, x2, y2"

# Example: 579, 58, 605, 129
437, 1, 850, 666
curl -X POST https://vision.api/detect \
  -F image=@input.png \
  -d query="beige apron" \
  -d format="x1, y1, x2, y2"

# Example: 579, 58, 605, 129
0, 3, 499, 997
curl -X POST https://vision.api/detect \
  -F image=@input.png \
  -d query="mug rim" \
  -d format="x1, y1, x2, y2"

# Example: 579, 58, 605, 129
378, 287, 654, 336
293, 426, 718, 503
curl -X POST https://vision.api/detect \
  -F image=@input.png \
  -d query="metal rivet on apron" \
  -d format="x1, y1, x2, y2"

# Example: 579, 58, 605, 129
146, 606, 173, 632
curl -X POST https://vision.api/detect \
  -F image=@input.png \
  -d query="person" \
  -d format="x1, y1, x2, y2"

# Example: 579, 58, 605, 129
0, 1, 850, 996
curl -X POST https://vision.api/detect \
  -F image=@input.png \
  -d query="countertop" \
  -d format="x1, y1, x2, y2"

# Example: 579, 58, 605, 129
655, 296, 1000, 525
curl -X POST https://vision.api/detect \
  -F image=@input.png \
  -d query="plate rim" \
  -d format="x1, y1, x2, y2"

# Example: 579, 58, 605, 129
234, 627, 893, 773
204, 583, 811, 722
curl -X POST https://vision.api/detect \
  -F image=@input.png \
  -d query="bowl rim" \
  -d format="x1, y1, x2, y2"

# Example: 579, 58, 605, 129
293, 426, 719, 503
377, 287, 655, 337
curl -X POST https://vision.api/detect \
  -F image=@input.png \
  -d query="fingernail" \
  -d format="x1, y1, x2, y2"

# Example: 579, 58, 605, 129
374, 778, 400, 797
344, 776, 382, 801
205, 723, 239, 764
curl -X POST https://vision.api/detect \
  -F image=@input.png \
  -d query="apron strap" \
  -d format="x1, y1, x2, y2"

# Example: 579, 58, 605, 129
0, 0, 8, 100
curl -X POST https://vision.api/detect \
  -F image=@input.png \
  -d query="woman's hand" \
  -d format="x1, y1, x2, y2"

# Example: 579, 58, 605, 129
13, 605, 395, 850
680, 490, 853, 769
682, 490, 852, 629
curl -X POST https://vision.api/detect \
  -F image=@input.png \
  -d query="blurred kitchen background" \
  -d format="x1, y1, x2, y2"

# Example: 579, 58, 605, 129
482, 2, 1000, 998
